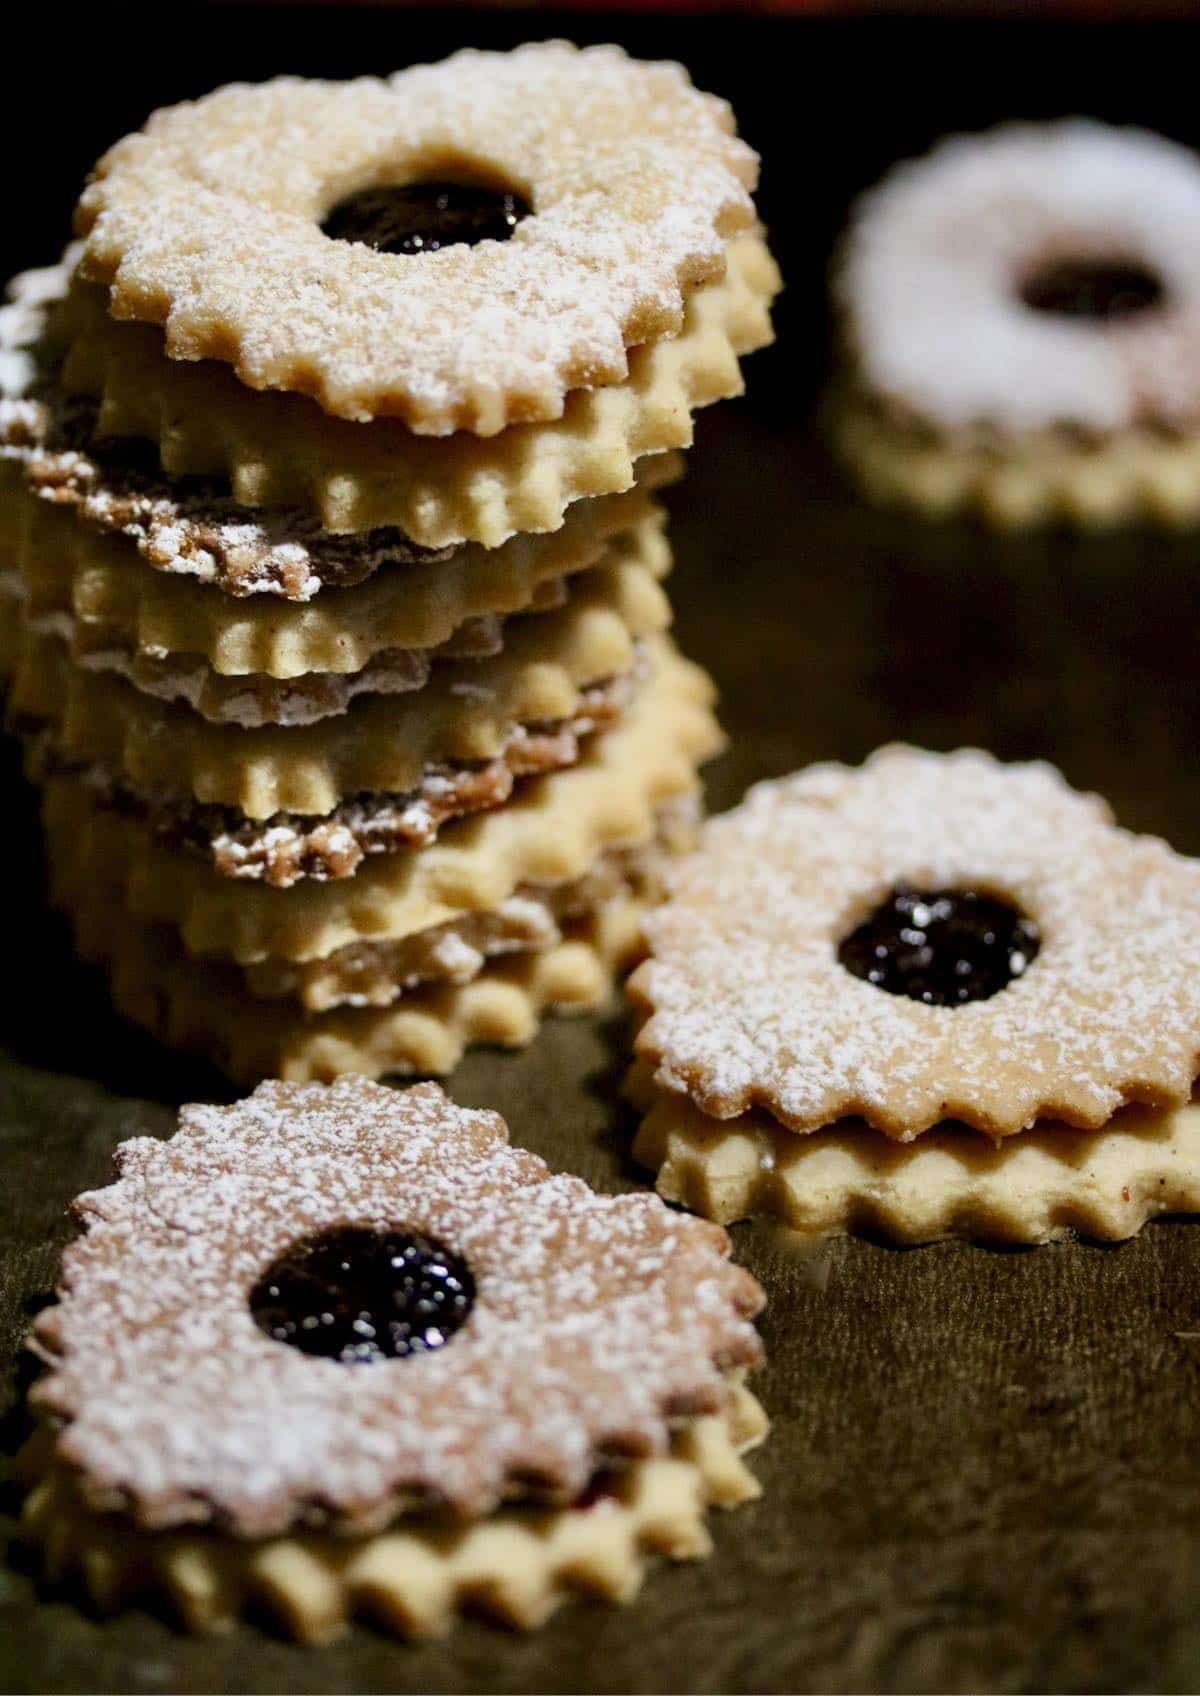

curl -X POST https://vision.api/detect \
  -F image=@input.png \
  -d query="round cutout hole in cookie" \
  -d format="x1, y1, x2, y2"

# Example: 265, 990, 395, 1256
837, 886, 1041, 1007
321, 182, 532, 255
250, 1226, 475, 1363
1018, 256, 1165, 321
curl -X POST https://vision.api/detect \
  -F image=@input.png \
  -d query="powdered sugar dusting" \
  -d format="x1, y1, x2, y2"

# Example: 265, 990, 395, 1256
39, 675, 629, 886
31, 1079, 762, 1535
75, 44, 758, 431
839, 121, 1200, 433
22, 419, 455, 601
632, 746, 1200, 1139
93, 676, 630, 884
0, 259, 69, 398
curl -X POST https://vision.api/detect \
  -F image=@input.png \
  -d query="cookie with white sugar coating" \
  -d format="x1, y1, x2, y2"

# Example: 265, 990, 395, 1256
830, 122, 1200, 528
22, 1077, 768, 1641
628, 746, 1200, 1244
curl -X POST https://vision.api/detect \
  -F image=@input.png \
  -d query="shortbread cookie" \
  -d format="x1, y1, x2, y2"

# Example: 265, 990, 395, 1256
73, 45, 757, 429
12, 632, 636, 822
16, 595, 508, 726
23, 1078, 766, 1637
39, 675, 639, 889
57, 873, 655, 1083
832, 122, 1200, 526
9, 359, 681, 610
22, 1381, 767, 1641
12, 531, 671, 727
630, 746, 1200, 1141
43, 640, 721, 964
57, 235, 778, 543
0, 258, 446, 600
2, 255, 678, 600
241, 831, 685, 1011
31, 674, 630, 879
51, 811, 660, 1078
10, 459, 671, 676
59, 823, 678, 1019
830, 383, 1200, 529
628, 1059, 1200, 1245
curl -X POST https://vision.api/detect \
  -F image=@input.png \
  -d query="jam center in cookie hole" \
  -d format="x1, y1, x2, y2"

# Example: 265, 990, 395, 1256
250, 1227, 475, 1363
1019, 257, 1165, 321
321, 182, 531, 256
837, 887, 1041, 1007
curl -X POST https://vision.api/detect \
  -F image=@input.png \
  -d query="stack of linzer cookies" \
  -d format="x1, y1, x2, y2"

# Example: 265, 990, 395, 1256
0, 44, 778, 1081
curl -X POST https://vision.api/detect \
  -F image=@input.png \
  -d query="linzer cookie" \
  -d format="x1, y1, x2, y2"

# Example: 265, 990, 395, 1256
628, 747, 1200, 1244
52, 825, 680, 1083
44, 645, 718, 965
72, 47, 758, 428
3, 257, 681, 599
42, 646, 721, 1079
16, 648, 639, 840
830, 122, 1200, 527
54, 233, 778, 546
0, 47, 776, 1082
8, 527, 671, 728
21, 1079, 768, 1638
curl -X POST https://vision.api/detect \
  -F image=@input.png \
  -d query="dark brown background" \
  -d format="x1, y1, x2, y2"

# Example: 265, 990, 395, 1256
2, 8, 1200, 1692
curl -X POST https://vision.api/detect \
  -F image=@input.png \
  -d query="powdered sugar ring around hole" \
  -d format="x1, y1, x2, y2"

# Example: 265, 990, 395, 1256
630, 746, 1200, 1141
73, 43, 758, 432
30, 1078, 763, 1537
837, 121, 1200, 435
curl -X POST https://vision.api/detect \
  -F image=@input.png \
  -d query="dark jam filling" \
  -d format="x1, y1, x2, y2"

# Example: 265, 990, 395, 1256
837, 887, 1041, 1007
321, 182, 531, 255
1019, 258, 1165, 321
250, 1227, 474, 1363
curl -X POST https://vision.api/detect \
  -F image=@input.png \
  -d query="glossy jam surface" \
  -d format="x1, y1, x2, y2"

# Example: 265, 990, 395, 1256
250, 1227, 475, 1363
1019, 258, 1165, 320
838, 887, 1041, 1006
321, 182, 531, 255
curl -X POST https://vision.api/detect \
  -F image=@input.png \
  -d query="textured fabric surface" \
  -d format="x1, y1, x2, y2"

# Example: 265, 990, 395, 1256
4, 13, 1200, 1689
3, 412, 1200, 1691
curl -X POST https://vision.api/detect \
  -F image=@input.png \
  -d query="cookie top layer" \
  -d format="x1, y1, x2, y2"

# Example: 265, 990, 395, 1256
30, 1078, 763, 1536
838, 121, 1200, 434
73, 44, 758, 432
630, 746, 1200, 1141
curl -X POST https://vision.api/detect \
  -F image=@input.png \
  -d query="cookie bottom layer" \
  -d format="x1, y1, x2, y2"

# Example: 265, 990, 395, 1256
243, 825, 689, 1013
38, 669, 633, 888
21, 1386, 766, 1643
830, 385, 1200, 529
56, 884, 652, 1084
628, 1064, 1200, 1243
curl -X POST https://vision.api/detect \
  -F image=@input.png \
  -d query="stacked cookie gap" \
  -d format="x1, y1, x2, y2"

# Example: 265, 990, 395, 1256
0, 44, 779, 1083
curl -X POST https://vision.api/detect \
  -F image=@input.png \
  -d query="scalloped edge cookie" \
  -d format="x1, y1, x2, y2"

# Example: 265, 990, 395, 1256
21, 1383, 765, 1641
58, 235, 778, 543
11, 627, 647, 824
11, 530, 671, 727
74, 46, 758, 430
50, 858, 652, 1082
627, 1060, 1200, 1245
40, 640, 721, 964
10, 463, 672, 678
630, 746, 1200, 1141
829, 382, 1200, 530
